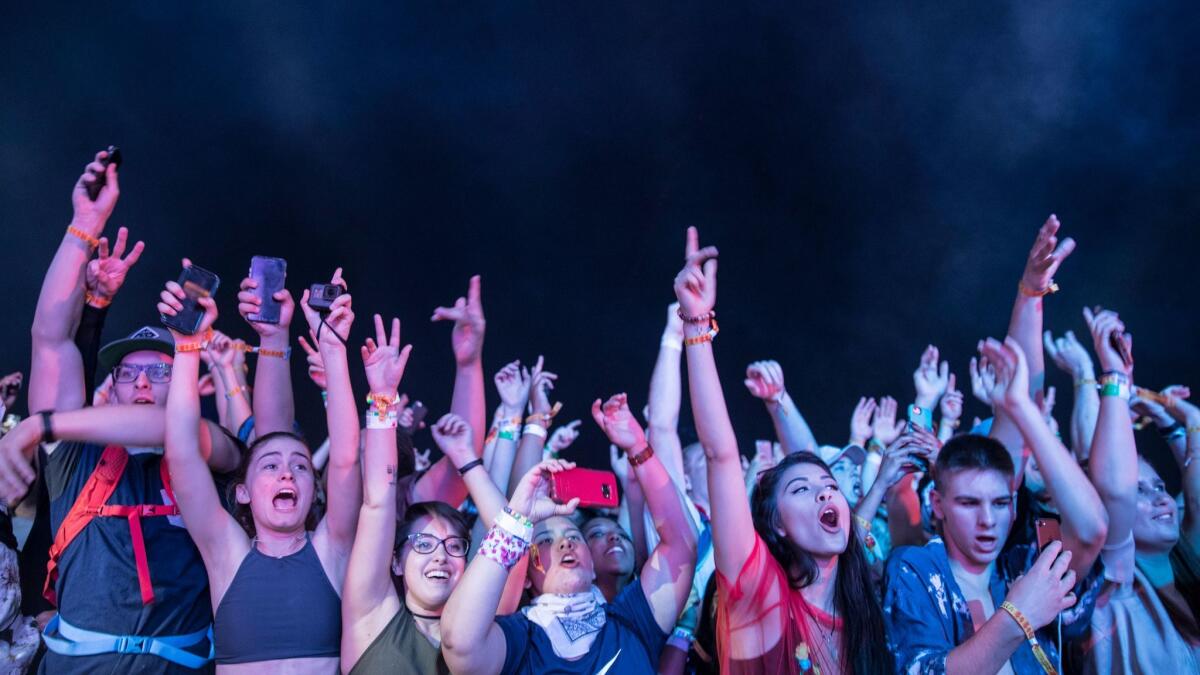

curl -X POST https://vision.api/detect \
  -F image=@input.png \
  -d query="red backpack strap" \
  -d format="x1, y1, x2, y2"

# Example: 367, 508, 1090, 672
44, 445, 129, 606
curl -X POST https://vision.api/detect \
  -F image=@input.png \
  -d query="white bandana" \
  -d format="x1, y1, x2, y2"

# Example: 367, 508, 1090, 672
522, 586, 608, 660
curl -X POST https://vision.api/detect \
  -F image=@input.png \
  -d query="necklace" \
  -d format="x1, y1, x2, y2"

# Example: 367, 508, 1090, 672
410, 610, 442, 621
252, 532, 307, 558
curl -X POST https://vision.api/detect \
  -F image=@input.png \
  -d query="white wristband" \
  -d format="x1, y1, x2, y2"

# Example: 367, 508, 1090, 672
660, 336, 683, 352
523, 423, 548, 439
495, 509, 533, 541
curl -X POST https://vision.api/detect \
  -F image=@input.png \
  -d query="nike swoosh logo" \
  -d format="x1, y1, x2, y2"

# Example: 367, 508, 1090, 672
596, 649, 621, 675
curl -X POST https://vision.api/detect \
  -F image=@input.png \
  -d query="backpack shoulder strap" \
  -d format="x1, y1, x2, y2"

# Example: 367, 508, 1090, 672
43, 445, 129, 605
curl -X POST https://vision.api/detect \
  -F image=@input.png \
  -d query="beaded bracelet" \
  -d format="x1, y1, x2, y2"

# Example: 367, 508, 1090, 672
677, 308, 715, 324
999, 601, 1057, 674
1018, 280, 1059, 298
66, 225, 99, 248
479, 523, 530, 570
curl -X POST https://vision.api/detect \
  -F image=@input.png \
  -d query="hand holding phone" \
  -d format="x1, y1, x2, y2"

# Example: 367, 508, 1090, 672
1035, 517, 1062, 552
247, 256, 287, 324
551, 468, 620, 509
86, 145, 123, 202
160, 264, 220, 335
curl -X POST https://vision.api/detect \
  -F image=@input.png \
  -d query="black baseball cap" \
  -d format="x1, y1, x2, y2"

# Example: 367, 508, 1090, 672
97, 325, 175, 376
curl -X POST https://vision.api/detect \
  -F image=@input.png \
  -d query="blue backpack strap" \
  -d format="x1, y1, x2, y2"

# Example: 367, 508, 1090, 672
43, 614, 214, 669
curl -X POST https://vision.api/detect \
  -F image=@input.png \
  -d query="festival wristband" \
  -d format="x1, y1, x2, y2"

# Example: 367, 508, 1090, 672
1074, 378, 1097, 389
523, 423, 548, 439
660, 336, 683, 352
256, 347, 290, 359
1018, 280, 1059, 297
683, 319, 720, 347
366, 409, 398, 430
628, 443, 655, 467
66, 225, 100, 248
495, 508, 533, 541
999, 601, 1057, 675
479, 524, 530, 570
84, 292, 112, 309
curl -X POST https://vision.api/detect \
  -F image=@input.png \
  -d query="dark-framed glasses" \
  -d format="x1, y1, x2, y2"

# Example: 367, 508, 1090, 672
112, 363, 173, 384
406, 533, 469, 557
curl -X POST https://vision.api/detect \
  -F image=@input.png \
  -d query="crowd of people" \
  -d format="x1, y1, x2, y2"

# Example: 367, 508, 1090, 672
0, 148, 1194, 674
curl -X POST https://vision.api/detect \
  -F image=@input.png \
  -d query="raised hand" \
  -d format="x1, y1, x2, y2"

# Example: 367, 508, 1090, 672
157, 259, 217, 341
1004, 541, 1078, 630
850, 397, 877, 446
85, 226, 144, 304
609, 444, 630, 487
1082, 306, 1132, 377
414, 447, 432, 473
70, 149, 120, 234
872, 396, 906, 446
361, 314, 413, 395
875, 434, 936, 491
0, 419, 40, 503
430, 413, 476, 469
205, 331, 237, 372
977, 337, 1032, 413
548, 420, 582, 454
673, 226, 719, 318
969, 356, 997, 407
297, 330, 327, 389
299, 269, 353, 350
431, 275, 486, 365
529, 357, 558, 415
494, 360, 532, 416
1021, 215, 1076, 293
508, 459, 580, 521
0, 372, 23, 410
591, 393, 647, 452
744, 360, 785, 402
664, 302, 684, 340
940, 374, 964, 426
1043, 330, 1095, 380
1161, 388, 1200, 427
752, 440, 777, 473
237, 272, 297, 340
913, 345, 950, 409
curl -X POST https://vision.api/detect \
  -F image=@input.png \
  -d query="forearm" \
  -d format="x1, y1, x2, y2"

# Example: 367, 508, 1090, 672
451, 361, 486, 457
345, 427, 398, 614
647, 341, 686, 484
217, 366, 252, 435
506, 430, 544, 497
165, 351, 205, 467
944, 610, 1026, 675
1008, 400, 1106, 568
441, 556, 507, 666
321, 346, 359, 472
75, 304, 108, 402
682, 330, 738, 462
1006, 294, 1046, 396
412, 457, 468, 506
624, 477, 650, 566
1069, 381, 1099, 462
1183, 429, 1200, 547
854, 477, 888, 530
767, 393, 817, 454
32, 230, 91, 346
251, 333, 295, 434
1088, 393, 1137, 545
461, 466, 506, 529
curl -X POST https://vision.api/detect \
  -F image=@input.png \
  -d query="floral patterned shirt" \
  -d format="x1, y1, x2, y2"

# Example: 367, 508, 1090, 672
882, 536, 1102, 675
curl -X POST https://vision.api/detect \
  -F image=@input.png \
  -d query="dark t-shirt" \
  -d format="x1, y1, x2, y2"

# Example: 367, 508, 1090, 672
41, 442, 213, 674
496, 582, 667, 675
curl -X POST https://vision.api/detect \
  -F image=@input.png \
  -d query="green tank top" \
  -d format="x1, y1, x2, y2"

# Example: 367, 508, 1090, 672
349, 604, 449, 675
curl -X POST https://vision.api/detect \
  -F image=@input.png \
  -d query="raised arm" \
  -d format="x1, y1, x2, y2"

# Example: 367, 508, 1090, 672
1160, 393, 1200, 550
157, 272, 248, 574
990, 216, 1076, 473
647, 303, 686, 485
487, 360, 531, 491
979, 337, 1106, 577
236, 264, 305, 436
441, 460, 579, 675
298, 289, 367, 551
341, 314, 412, 667
1081, 307, 1138, 550
1044, 329, 1099, 461
593, 394, 696, 631
744, 360, 817, 454
912, 345, 950, 423
672, 227, 753, 581
507, 361, 557, 496
29, 151, 127, 413
938, 375, 964, 443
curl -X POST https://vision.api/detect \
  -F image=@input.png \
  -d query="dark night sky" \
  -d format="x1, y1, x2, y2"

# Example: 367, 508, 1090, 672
3, 3, 1198, 480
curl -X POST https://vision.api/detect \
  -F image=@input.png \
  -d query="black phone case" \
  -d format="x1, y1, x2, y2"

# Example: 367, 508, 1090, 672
160, 265, 220, 335
247, 256, 287, 324
86, 145, 122, 201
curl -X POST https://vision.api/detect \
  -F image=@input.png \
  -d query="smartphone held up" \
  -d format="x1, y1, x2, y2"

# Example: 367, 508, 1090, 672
247, 256, 287, 324
160, 265, 220, 335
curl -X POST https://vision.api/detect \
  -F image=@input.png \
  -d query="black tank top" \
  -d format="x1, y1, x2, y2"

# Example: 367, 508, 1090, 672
213, 536, 341, 664
349, 605, 449, 675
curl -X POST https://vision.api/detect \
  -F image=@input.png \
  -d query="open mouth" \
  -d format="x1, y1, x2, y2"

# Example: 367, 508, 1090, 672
560, 553, 580, 568
975, 534, 998, 551
1153, 512, 1174, 523
133, 396, 155, 405
272, 488, 298, 512
818, 506, 841, 531
424, 568, 451, 581
605, 544, 625, 557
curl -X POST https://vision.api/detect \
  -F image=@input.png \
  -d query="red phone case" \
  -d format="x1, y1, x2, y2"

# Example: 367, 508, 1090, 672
551, 468, 619, 509
1035, 517, 1062, 551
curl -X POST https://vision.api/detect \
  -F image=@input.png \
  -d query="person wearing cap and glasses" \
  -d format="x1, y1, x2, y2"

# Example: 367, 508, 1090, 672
0, 151, 241, 673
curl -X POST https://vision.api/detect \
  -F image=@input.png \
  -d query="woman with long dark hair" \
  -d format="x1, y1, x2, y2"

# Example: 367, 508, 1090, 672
672, 227, 890, 674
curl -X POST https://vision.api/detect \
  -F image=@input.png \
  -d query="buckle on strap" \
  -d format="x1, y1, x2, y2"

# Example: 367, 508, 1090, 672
117, 635, 150, 654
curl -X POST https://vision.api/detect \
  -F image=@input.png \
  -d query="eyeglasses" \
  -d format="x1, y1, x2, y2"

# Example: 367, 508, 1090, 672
112, 363, 173, 384
405, 533, 469, 558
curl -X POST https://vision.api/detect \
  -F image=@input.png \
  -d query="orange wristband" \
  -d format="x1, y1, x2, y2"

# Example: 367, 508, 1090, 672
67, 226, 100, 248
84, 292, 112, 309
1018, 280, 1059, 297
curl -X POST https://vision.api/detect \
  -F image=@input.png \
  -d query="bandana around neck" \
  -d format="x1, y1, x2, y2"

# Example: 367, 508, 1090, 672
522, 586, 608, 660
